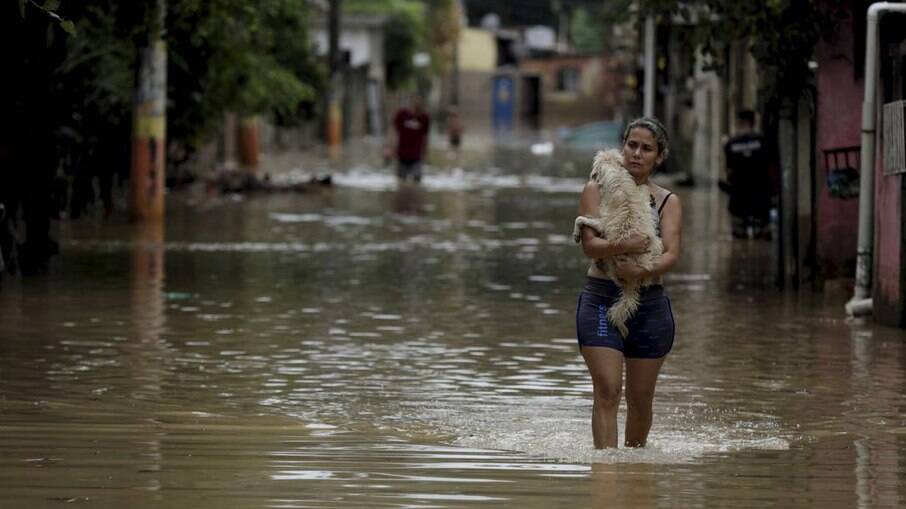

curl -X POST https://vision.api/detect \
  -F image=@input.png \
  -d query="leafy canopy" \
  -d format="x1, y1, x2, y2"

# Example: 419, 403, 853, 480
603, 0, 843, 99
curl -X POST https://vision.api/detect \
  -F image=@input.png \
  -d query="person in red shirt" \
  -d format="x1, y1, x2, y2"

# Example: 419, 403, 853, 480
387, 95, 430, 182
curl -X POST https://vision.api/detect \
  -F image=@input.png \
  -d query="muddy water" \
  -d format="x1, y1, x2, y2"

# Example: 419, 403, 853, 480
1, 145, 904, 508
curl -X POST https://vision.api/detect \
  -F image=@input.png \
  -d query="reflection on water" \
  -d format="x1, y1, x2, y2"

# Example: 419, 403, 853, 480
1, 147, 905, 508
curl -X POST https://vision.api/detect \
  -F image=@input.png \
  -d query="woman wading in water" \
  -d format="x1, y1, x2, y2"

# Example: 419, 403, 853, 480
575, 117, 683, 448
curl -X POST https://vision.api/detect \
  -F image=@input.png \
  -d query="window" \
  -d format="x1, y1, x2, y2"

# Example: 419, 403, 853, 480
557, 67, 580, 92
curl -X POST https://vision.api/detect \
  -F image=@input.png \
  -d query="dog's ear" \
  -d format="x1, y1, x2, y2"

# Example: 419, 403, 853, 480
589, 151, 606, 183
590, 149, 626, 185
601, 149, 624, 167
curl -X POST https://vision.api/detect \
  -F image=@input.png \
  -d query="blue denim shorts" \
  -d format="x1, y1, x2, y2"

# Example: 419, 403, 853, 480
576, 277, 675, 359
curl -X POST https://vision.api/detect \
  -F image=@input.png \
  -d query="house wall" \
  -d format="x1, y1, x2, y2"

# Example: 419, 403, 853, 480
875, 147, 903, 324
457, 69, 494, 133
815, 4, 863, 282
816, 1, 905, 326
519, 55, 619, 128
873, 12, 906, 326
451, 28, 497, 134
311, 17, 385, 81
458, 28, 497, 72
310, 16, 387, 139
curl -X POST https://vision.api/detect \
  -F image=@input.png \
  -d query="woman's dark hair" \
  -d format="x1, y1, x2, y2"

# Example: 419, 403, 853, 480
621, 117, 670, 159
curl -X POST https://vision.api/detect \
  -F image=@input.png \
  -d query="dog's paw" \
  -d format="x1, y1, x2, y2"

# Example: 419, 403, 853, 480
572, 218, 589, 243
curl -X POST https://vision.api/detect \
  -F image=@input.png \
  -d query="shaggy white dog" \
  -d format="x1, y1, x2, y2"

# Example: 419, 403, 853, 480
572, 149, 663, 337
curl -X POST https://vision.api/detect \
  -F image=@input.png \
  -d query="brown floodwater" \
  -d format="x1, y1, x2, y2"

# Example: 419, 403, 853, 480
1, 142, 904, 508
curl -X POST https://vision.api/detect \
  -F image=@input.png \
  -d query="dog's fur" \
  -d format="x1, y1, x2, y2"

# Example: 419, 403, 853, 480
572, 149, 663, 337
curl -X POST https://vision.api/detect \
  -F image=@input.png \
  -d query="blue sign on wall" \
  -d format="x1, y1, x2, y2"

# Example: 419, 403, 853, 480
492, 75, 514, 131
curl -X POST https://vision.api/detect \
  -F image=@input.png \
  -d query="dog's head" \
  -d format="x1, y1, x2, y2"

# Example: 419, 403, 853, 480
589, 149, 625, 185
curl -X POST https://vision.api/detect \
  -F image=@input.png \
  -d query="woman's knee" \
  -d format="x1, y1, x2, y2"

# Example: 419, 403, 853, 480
625, 387, 655, 410
593, 382, 622, 408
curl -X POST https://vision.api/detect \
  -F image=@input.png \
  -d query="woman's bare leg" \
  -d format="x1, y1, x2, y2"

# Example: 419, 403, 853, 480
581, 346, 624, 448
623, 356, 666, 447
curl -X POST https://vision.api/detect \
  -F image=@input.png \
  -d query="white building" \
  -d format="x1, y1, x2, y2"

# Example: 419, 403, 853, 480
310, 14, 388, 83
309, 13, 389, 137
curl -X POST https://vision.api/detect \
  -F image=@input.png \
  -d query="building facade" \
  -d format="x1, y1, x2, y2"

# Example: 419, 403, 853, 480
815, 0, 906, 326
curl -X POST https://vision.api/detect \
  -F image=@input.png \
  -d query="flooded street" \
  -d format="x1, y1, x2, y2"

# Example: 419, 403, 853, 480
1, 142, 905, 508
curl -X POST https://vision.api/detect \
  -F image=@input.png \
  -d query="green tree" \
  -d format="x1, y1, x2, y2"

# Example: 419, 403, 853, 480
603, 0, 843, 100
17, 0, 76, 35
167, 0, 324, 150
571, 6, 606, 52
426, 0, 462, 76
7, 0, 325, 185
384, 10, 422, 91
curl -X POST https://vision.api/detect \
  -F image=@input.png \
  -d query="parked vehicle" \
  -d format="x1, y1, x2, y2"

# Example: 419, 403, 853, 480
558, 121, 623, 150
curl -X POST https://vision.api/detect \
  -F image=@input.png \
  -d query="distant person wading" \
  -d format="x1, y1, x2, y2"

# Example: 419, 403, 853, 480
723, 109, 774, 240
386, 95, 430, 183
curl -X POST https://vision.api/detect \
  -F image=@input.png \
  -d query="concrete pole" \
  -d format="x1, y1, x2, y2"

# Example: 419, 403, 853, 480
326, 0, 343, 148
130, 0, 167, 221
451, 38, 460, 107
851, 6, 880, 308
643, 15, 655, 118
692, 50, 711, 184
710, 71, 724, 185
558, 9, 568, 52
778, 98, 799, 290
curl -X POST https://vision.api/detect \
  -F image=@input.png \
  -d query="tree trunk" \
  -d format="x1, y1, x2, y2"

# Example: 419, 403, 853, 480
325, 0, 342, 148
237, 115, 259, 170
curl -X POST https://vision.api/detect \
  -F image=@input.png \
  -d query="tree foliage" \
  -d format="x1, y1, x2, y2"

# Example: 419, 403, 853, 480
345, 0, 461, 92
8, 0, 325, 175
603, 0, 844, 100
167, 0, 324, 146
384, 8, 422, 91
426, 0, 462, 76
18, 0, 77, 35
346, 0, 428, 92
6, 0, 139, 172
570, 6, 607, 52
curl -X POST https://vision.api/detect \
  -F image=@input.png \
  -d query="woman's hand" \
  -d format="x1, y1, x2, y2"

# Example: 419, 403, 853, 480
620, 234, 650, 255
614, 260, 651, 280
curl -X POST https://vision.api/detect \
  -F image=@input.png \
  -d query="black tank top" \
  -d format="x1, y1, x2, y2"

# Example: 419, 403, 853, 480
650, 192, 673, 237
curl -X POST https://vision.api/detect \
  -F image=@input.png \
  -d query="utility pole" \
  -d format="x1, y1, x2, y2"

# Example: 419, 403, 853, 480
449, 0, 464, 108
325, 0, 342, 149
643, 15, 655, 118
778, 98, 799, 290
451, 39, 460, 107
130, 0, 167, 221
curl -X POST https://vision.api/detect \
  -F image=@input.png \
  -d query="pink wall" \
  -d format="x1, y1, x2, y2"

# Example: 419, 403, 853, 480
815, 6, 863, 280
817, 1, 904, 325
875, 132, 903, 323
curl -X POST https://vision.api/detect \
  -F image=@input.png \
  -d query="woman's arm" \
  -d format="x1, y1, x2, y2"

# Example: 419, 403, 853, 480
615, 193, 683, 279
578, 182, 644, 260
